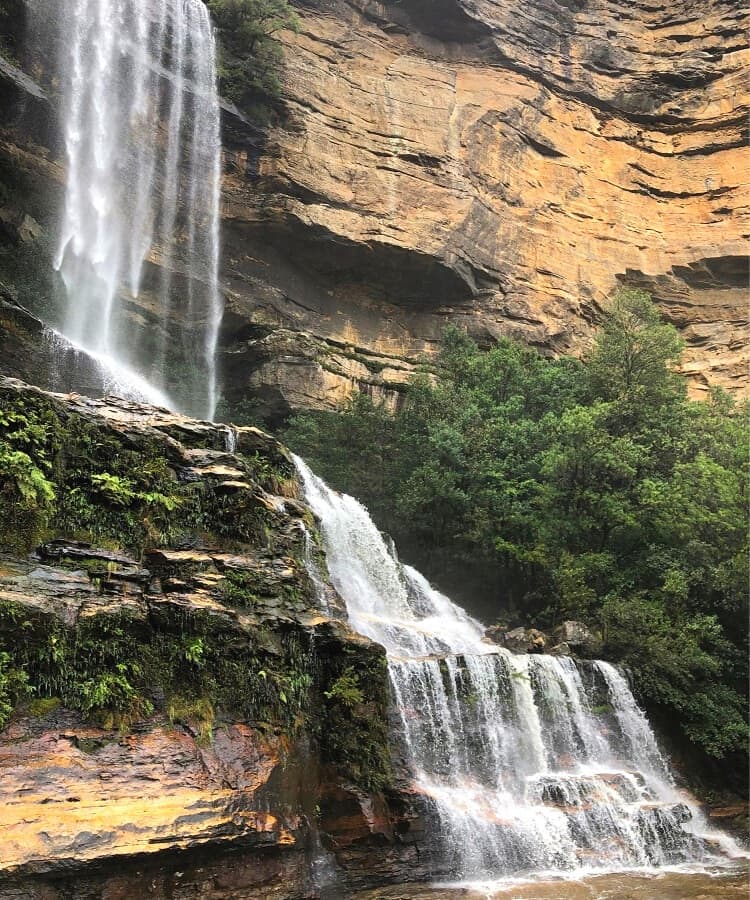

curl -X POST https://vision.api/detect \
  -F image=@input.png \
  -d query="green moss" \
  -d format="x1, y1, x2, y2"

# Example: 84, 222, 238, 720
0, 648, 29, 729
318, 643, 391, 792
223, 571, 261, 608
0, 388, 294, 557
0, 595, 319, 735
168, 695, 215, 746
26, 696, 61, 717
222, 566, 310, 612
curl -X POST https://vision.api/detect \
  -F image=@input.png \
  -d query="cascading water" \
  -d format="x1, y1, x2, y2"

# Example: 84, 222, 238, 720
295, 457, 741, 883
54, 0, 222, 419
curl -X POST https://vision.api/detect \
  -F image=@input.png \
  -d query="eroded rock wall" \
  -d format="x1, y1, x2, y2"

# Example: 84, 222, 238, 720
0, 0, 747, 421
220, 0, 749, 416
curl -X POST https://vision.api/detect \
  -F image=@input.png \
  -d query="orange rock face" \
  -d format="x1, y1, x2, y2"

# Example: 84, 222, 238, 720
220, 0, 749, 412
0, 719, 295, 873
0, 0, 745, 417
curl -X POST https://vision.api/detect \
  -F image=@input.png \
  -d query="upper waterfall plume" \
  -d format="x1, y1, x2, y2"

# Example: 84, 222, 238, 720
54, 0, 222, 419
295, 456, 741, 883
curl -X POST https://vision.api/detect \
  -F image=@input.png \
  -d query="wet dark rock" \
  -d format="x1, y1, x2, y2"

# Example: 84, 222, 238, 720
484, 620, 601, 658
485, 625, 548, 653
551, 621, 602, 657
38, 540, 139, 569
0, 296, 110, 397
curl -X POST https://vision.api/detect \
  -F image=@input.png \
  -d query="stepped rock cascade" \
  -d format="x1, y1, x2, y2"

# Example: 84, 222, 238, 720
295, 457, 741, 882
54, 0, 222, 418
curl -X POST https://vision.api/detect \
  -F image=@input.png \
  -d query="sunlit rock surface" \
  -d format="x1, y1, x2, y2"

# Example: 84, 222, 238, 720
220, 0, 749, 414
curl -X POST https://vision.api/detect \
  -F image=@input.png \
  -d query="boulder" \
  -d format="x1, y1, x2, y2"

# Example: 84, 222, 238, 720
485, 625, 548, 653
551, 621, 602, 657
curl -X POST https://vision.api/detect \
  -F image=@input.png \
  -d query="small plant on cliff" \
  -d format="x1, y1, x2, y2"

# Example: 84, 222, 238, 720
207, 0, 299, 114
77, 664, 154, 729
90, 472, 136, 507
0, 650, 29, 729
0, 414, 55, 550
168, 695, 215, 746
183, 637, 206, 667
324, 667, 365, 708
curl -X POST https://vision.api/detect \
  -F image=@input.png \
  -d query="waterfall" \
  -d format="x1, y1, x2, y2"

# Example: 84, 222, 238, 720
54, 0, 222, 420
294, 456, 741, 881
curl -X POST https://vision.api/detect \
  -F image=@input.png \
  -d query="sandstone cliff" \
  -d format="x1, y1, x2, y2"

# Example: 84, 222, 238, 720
0, 0, 747, 420
219, 0, 748, 417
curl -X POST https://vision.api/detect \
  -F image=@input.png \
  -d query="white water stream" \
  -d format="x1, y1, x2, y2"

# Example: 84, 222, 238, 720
295, 456, 742, 881
54, 0, 222, 419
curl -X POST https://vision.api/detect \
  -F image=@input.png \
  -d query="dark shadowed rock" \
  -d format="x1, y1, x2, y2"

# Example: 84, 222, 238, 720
551, 620, 602, 657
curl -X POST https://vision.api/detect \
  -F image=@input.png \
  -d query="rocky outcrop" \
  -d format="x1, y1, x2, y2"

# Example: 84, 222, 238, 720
0, 378, 428, 898
485, 624, 548, 653
483, 620, 602, 658
0, 290, 117, 396
550, 620, 602, 657
0, 0, 747, 420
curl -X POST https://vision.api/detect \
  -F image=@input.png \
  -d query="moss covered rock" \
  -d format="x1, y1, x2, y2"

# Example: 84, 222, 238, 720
0, 379, 412, 896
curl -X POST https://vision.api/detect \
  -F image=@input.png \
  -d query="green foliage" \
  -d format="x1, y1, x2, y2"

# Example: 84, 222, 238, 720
601, 596, 746, 758
207, 0, 299, 113
90, 472, 136, 507
0, 649, 29, 729
183, 637, 206, 667
286, 290, 749, 768
324, 667, 365, 708
78, 668, 153, 725
319, 649, 391, 791
0, 598, 316, 740
0, 406, 56, 550
0, 390, 287, 556
586, 289, 685, 405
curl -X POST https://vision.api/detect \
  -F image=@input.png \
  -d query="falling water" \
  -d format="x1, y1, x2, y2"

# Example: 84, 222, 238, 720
54, 0, 222, 419
295, 457, 741, 882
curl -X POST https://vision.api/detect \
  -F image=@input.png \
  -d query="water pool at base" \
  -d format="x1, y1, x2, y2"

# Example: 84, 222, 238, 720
350, 861, 749, 898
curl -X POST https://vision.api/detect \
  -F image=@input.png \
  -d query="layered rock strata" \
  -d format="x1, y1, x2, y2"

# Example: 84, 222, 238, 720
219, 0, 750, 415
0, 0, 747, 420
0, 379, 426, 899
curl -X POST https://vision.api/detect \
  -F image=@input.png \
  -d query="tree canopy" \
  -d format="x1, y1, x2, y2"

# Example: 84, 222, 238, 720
207, 0, 299, 112
285, 290, 749, 774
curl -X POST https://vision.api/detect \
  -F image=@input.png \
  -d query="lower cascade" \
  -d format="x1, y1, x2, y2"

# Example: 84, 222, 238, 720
295, 457, 740, 881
